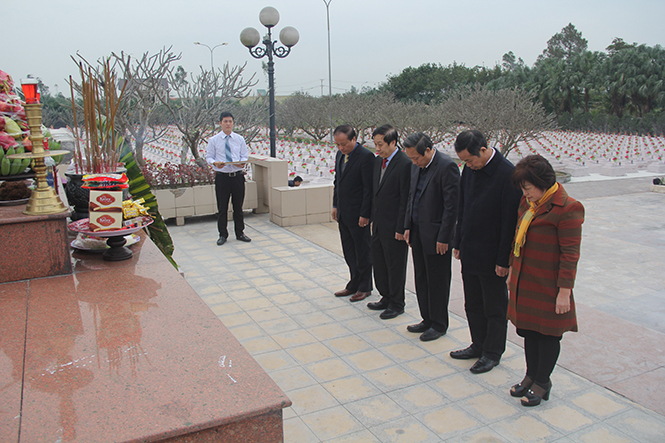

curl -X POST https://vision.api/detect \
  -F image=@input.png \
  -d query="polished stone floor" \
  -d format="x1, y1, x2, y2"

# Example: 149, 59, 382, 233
167, 176, 665, 442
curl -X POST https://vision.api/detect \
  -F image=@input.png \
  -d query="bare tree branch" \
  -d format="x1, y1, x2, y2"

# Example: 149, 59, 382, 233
111, 47, 181, 166
154, 63, 257, 166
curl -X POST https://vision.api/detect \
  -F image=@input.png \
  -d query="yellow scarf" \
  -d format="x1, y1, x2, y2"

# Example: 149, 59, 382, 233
513, 182, 559, 257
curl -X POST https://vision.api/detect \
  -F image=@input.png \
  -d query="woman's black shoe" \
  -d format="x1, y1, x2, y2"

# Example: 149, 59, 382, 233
510, 375, 533, 397
521, 381, 552, 407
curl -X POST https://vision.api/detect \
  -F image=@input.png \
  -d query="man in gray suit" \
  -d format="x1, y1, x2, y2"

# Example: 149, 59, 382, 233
403, 133, 459, 341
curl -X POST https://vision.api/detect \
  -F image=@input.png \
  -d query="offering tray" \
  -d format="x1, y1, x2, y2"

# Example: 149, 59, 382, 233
69, 215, 153, 261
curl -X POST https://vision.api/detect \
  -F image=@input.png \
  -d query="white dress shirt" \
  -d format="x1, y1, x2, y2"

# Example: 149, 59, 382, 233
206, 130, 249, 173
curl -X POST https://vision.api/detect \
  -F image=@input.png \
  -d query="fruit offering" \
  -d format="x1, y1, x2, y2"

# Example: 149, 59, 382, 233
0, 69, 30, 177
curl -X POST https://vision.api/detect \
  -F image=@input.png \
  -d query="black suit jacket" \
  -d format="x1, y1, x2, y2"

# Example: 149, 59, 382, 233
333, 143, 374, 224
405, 150, 459, 255
452, 149, 522, 274
372, 149, 411, 239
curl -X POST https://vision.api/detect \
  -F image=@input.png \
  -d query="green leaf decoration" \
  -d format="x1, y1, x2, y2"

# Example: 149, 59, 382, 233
120, 144, 178, 269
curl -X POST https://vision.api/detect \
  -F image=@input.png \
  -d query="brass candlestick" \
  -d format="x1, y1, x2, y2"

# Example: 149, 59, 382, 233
6, 103, 69, 215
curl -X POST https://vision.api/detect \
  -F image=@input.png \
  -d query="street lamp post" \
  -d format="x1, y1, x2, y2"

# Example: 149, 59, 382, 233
194, 41, 228, 71
240, 6, 299, 158
323, 0, 333, 142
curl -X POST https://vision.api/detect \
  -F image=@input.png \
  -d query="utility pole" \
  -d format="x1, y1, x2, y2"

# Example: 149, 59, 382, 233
323, 0, 333, 142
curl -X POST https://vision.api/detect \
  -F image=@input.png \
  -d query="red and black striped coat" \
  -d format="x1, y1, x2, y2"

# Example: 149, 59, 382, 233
507, 185, 585, 336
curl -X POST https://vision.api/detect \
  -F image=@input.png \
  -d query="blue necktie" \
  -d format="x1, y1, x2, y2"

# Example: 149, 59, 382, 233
225, 136, 233, 162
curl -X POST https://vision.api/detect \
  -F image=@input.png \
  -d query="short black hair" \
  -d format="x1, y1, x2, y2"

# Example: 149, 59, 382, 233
294, 176, 303, 183
511, 155, 557, 191
220, 111, 234, 121
454, 129, 487, 156
333, 124, 356, 141
372, 124, 399, 146
403, 132, 433, 156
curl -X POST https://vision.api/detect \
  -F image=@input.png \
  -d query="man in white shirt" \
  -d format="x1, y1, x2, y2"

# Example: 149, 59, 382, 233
206, 112, 251, 245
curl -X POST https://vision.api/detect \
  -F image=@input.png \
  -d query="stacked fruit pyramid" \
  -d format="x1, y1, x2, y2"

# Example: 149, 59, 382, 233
0, 69, 32, 177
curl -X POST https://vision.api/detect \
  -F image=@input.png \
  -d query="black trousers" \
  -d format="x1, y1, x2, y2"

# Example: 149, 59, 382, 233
410, 225, 452, 333
518, 328, 562, 386
338, 216, 373, 293
371, 233, 408, 310
215, 172, 245, 238
462, 273, 509, 361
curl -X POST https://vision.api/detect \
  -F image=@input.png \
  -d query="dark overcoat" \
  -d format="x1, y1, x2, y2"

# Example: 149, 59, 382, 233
507, 185, 585, 336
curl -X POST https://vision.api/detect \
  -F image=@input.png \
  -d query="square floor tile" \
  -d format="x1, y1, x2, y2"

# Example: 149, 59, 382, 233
343, 394, 408, 428
271, 329, 318, 349
566, 423, 633, 443
270, 365, 318, 391
269, 292, 303, 305
381, 343, 428, 362
300, 405, 364, 441
406, 356, 455, 380
345, 350, 394, 372
323, 375, 383, 403
365, 366, 418, 392
288, 342, 336, 364
434, 374, 485, 400
386, 385, 448, 413
308, 323, 353, 341
283, 416, 320, 443
490, 415, 563, 442
534, 405, 594, 432
416, 406, 480, 438
253, 349, 300, 372
369, 416, 441, 443
288, 384, 340, 416
571, 390, 628, 418
326, 335, 373, 355
461, 392, 520, 423
306, 358, 355, 382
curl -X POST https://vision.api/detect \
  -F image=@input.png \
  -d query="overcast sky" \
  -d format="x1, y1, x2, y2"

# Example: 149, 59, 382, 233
5, 0, 664, 97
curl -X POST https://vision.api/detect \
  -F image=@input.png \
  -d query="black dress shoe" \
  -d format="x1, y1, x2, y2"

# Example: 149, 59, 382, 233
216, 236, 227, 245
419, 328, 445, 342
379, 308, 404, 319
450, 345, 482, 360
367, 301, 389, 311
469, 356, 500, 374
236, 234, 251, 242
406, 321, 429, 333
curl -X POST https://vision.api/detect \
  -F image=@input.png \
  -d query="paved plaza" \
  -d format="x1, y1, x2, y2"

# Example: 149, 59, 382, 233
167, 176, 665, 442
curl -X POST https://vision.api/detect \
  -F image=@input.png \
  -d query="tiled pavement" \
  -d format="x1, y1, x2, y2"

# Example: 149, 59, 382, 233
167, 176, 665, 442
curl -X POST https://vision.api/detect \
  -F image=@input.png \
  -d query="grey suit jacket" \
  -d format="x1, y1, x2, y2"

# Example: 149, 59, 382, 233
405, 150, 460, 255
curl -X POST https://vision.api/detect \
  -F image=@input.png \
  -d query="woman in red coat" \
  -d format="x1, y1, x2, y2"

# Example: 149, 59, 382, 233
507, 155, 585, 406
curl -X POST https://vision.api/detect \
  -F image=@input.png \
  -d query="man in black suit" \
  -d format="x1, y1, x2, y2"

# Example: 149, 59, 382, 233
332, 125, 375, 302
403, 133, 459, 341
367, 125, 411, 319
450, 130, 522, 373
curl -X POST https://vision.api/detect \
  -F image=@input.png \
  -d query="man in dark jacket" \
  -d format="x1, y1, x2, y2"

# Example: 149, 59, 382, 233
450, 129, 522, 373
403, 133, 459, 341
367, 125, 411, 319
332, 125, 375, 302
